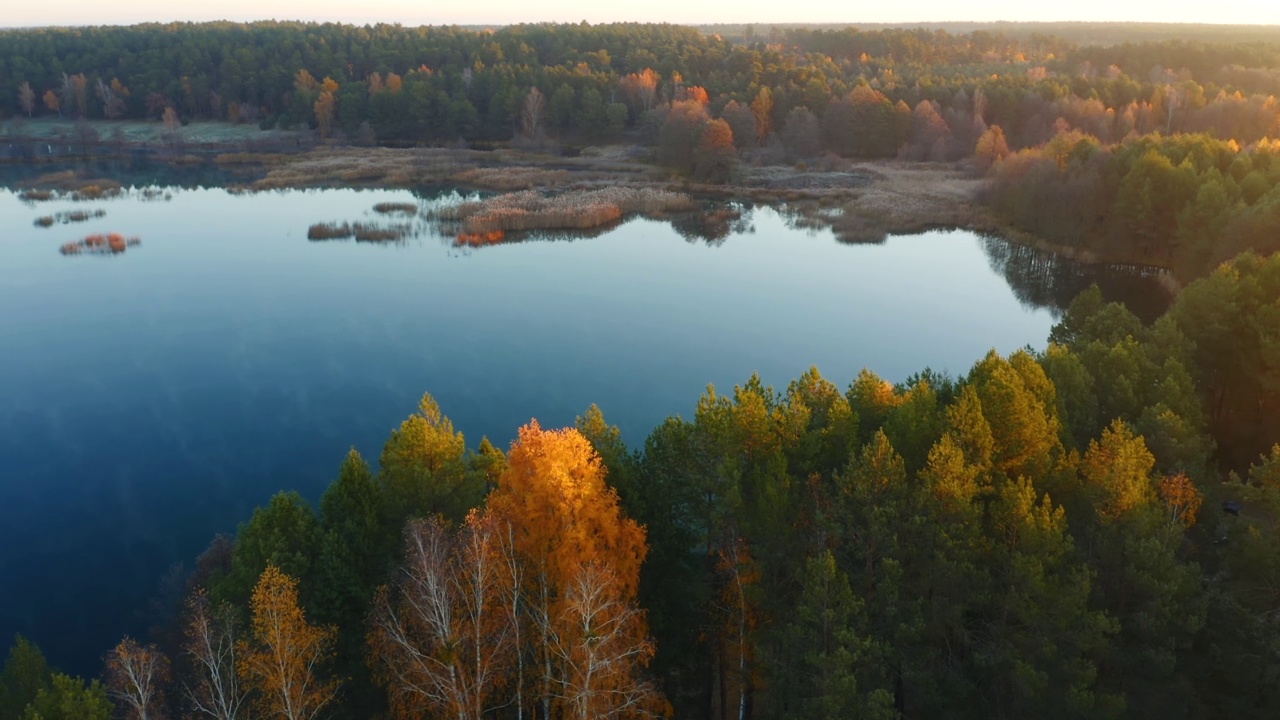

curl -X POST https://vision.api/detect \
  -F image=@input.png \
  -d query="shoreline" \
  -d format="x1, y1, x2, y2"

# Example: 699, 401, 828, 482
3, 142, 1179, 292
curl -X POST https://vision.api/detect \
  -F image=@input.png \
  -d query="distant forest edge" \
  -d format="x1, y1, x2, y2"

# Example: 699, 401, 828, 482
6, 22, 1280, 277
5, 252, 1280, 720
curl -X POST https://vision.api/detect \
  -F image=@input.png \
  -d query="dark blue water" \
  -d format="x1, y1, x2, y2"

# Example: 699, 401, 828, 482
0, 186, 1167, 672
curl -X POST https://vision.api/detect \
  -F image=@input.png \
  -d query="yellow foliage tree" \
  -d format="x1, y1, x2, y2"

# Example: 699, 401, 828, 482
239, 566, 339, 720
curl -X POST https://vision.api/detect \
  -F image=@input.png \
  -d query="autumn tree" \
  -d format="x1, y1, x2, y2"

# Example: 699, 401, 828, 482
182, 590, 247, 720
549, 562, 664, 720
693, 118, 736, 184
313, 91, 336, 139
370, 513, 516, 720
17, 82, 34, 118
104, 637, 169, 720
718, 100, 757, 150
620, 68, 659, 116
521, 87, 546, 140
42, 89, 59, 118
1158, 473, 1203, 527
487, 421, 660, 719
239, 566, 339, 720
95, 78, 127, 120
749, 86, 774, 143
972, 124, 1011, 171
657, 99, 711, 175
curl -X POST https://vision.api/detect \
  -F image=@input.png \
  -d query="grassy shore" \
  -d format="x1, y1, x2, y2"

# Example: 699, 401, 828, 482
5, 140, 1040, 255
225, 145, 1003, 244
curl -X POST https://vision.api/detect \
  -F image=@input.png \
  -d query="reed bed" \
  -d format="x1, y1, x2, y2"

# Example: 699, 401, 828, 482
451, 166, 570, 191
433, 187, 696, 235
33, 209, 108, 228
18, 189, 56, 202
68, 184, 124, 201
307, 221, 412, 242
308, 223, 355, 240
254, 148, 478, 189
372, 202, 419, 215
60, 232, 141, 256
354, 224, 411, 242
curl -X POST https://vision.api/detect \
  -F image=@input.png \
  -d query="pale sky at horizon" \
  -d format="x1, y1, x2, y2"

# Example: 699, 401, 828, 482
5, 0, 1280, 28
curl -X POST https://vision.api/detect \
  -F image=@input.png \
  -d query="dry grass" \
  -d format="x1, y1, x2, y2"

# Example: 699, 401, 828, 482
252, 146, 654, 192
19, 189, 56, 202
450, 166, 570, 191
214, 152, 293, 166
432, 187, 696, 236
752, 162, 990, 243
254, 148, 485, 189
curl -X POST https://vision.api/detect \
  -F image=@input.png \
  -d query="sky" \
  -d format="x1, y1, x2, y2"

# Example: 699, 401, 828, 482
5, 0, 1280, 28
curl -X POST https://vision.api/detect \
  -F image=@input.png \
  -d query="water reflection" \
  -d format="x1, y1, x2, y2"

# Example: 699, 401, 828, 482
980, 234, 1174, 322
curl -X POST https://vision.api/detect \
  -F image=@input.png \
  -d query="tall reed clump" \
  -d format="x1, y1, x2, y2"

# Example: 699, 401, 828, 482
307, 221, 412, 242
308, 222, 354, 240
432, 187, 696, 235
35, 209, 108, 228
372, 202, 419, 215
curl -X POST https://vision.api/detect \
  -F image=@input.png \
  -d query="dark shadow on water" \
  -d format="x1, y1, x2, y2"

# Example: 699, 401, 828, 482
979, 234, 1173, 323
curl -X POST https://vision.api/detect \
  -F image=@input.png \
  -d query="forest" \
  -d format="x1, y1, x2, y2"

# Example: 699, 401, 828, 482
4, 253, 1280, 719
5, 20, 1280, 720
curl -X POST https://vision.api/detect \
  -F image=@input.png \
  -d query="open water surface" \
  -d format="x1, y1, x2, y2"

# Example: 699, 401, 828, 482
0, 184, 1171, 669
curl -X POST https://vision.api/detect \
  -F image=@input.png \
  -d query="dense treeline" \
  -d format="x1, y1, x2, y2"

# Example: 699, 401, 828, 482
988, 132, 1280, 278
5, 250, 1280, 719
4, 22, 1280, 159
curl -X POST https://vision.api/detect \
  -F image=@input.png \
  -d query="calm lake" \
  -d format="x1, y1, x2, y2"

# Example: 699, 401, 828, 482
0, 182, 1169, 671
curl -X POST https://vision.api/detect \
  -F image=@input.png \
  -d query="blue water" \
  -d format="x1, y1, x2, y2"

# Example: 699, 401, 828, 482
0, 186, 1157, 671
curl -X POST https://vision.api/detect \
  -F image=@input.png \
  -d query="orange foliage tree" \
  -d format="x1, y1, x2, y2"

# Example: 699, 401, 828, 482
488, 421, 662, 719
239, 566, 339, 720
370, 422, 664, 719
1159, 473, 1204, 527
620, 68, 659, 115
104, 637, 169, 720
